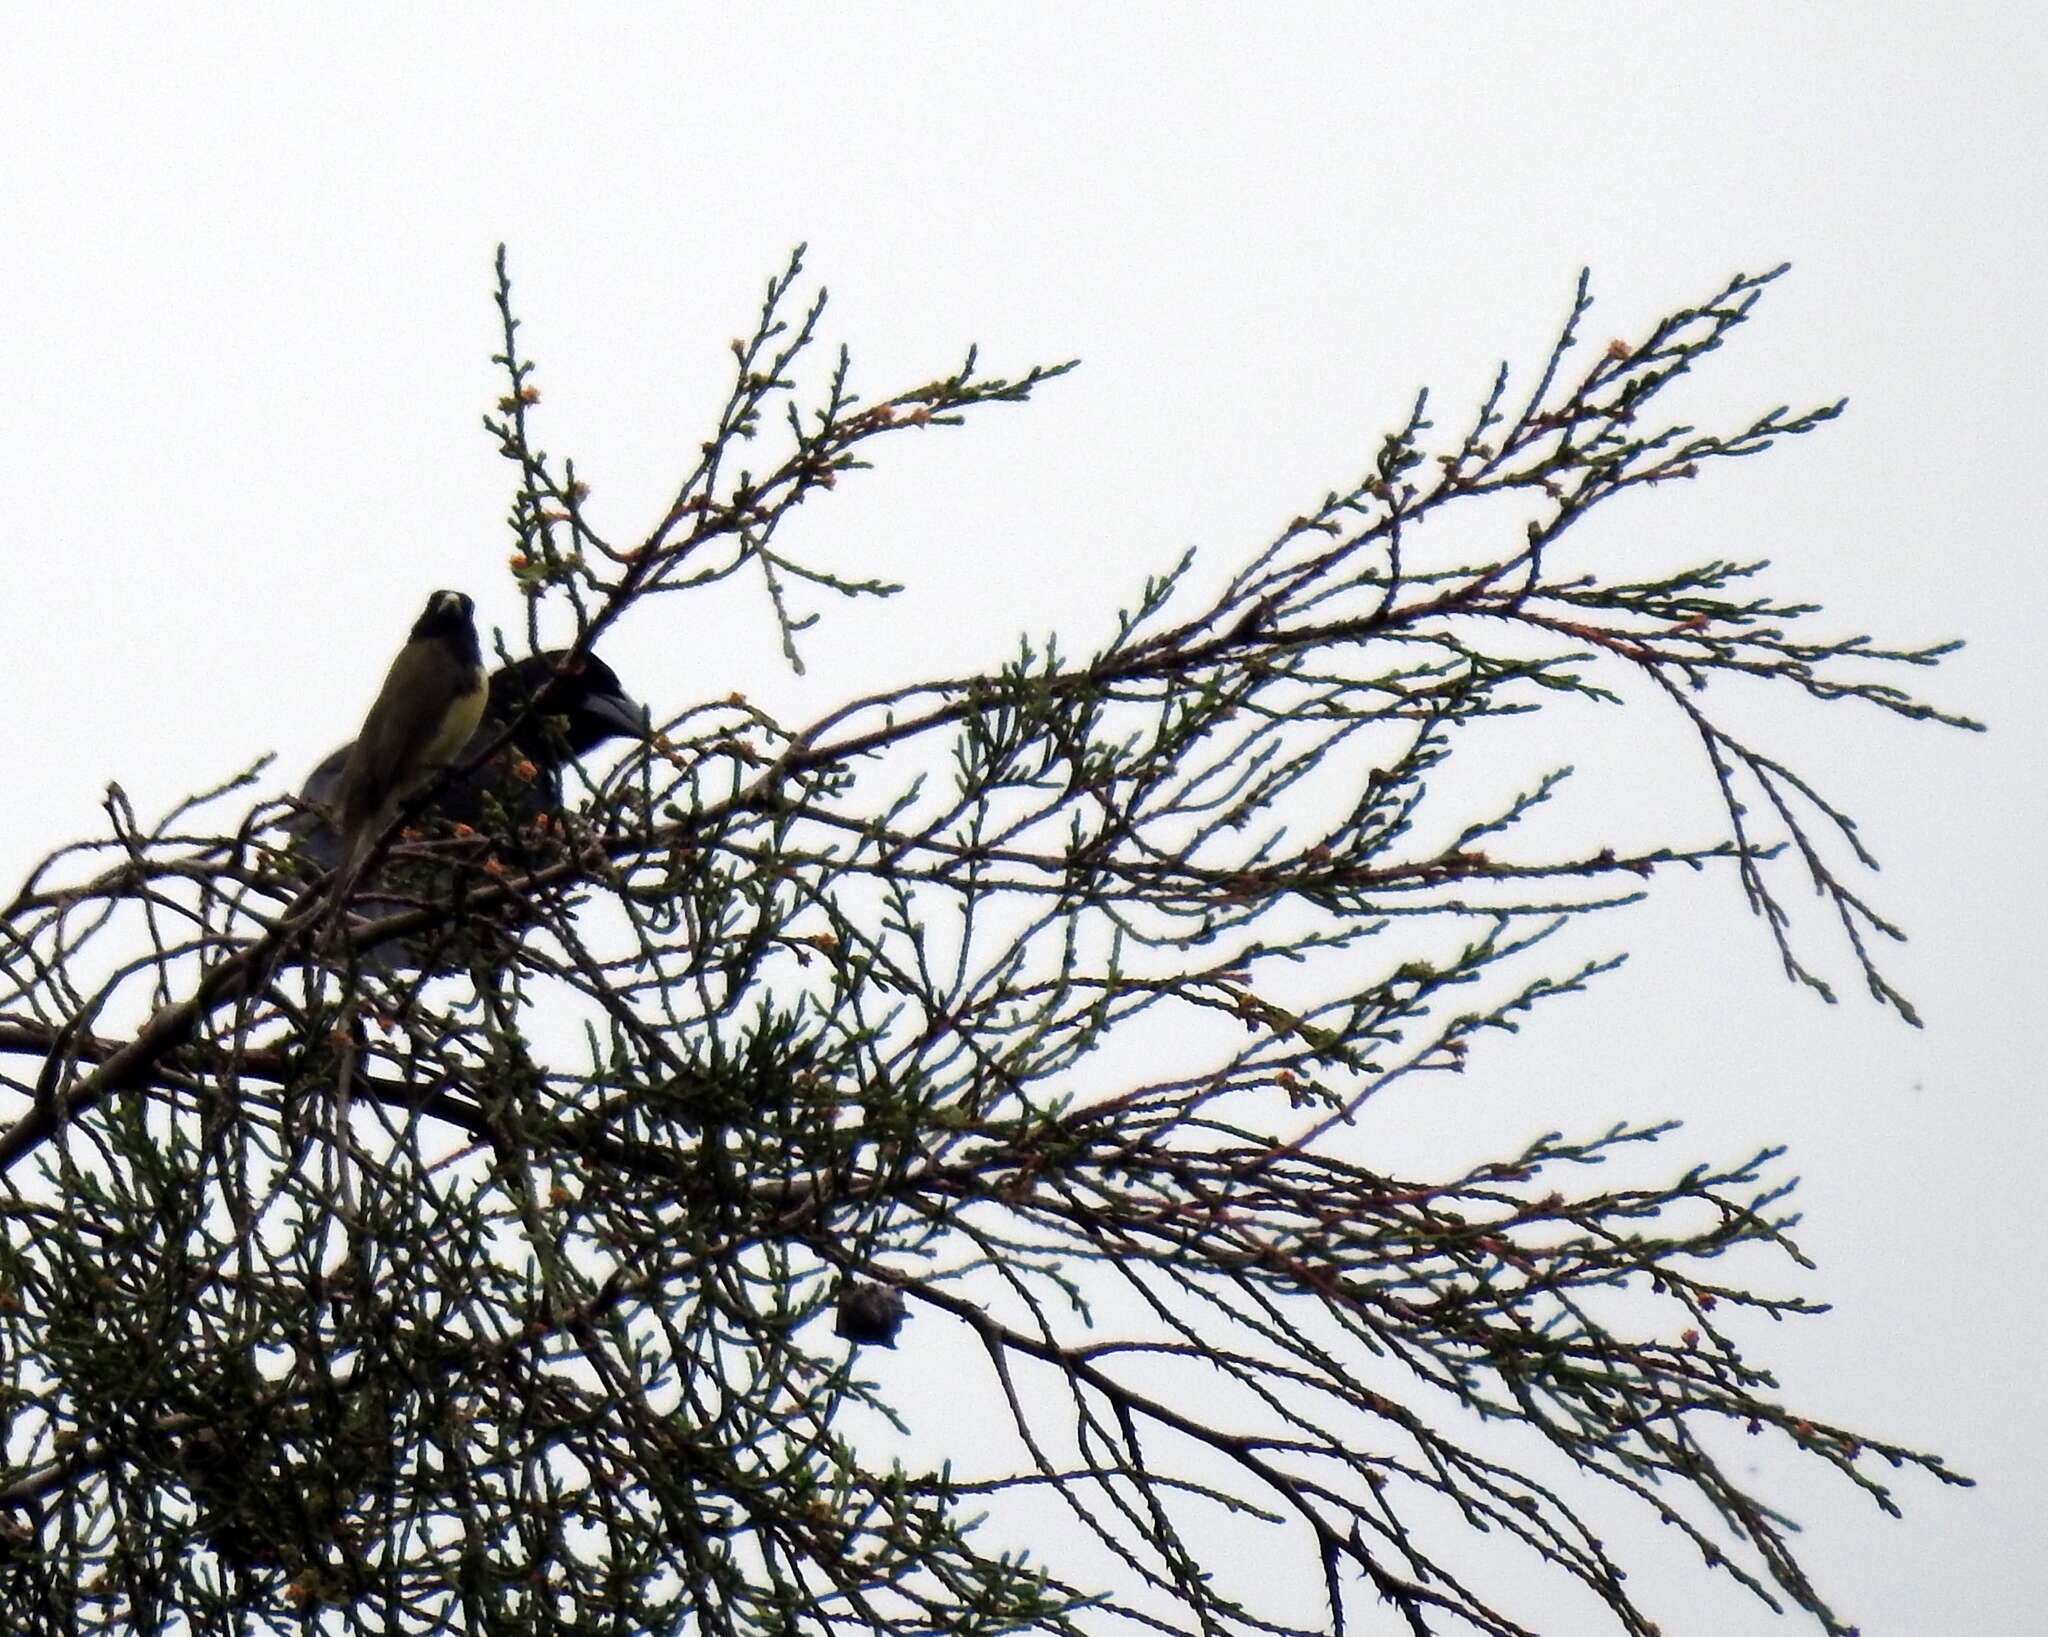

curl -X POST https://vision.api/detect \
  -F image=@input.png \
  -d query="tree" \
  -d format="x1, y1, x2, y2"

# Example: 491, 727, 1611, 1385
0, 252, 1974, 1637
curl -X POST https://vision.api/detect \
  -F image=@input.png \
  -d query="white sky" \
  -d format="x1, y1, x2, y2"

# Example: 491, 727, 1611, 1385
1, 6, 2040, 1632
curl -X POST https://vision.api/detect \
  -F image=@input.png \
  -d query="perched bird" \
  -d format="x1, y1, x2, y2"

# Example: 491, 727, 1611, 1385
288, 643, 643, 974
835, 1280, 908, 1348
336, 590, 490, 874
291, 648, 646, 872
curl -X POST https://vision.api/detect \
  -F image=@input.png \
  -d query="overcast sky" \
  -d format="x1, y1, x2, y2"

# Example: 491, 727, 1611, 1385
1, 7, 2039, 1633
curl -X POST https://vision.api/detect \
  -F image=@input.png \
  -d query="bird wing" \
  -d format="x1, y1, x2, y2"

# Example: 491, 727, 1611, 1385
284, 741, 353, 866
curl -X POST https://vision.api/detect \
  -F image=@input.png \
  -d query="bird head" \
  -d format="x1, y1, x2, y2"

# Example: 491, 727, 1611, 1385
487, 650, 648, 764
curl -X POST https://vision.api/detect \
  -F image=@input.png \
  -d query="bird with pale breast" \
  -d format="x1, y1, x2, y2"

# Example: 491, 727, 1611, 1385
336, 589, 490, 875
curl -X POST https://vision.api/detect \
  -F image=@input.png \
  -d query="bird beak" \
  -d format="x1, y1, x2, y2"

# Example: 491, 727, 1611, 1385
585, 690, 652, 742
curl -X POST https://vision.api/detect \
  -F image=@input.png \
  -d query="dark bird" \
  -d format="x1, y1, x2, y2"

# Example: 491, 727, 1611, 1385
291, 647, 646, 872
335, 590, 490, 874
835, 1281, 908, 1347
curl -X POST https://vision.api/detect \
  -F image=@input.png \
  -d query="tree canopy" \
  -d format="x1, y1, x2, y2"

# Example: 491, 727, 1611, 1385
0, 254, 1974, 1637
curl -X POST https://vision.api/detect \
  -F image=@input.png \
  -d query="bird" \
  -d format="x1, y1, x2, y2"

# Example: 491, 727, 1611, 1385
291, 647, 646, 872
284, 645, 646, 972
335, 590, 490, 875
